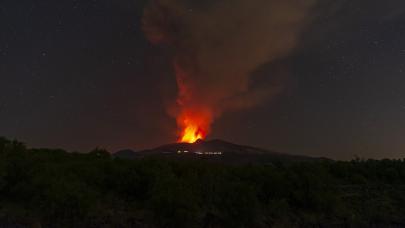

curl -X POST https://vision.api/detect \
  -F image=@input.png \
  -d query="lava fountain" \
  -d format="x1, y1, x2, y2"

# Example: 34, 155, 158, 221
177, 108, 213, 143
174, 60, 214, 143
179, 123, 204, 143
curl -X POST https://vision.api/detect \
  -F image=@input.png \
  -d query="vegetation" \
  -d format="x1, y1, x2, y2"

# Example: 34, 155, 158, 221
0, 137, 405, 227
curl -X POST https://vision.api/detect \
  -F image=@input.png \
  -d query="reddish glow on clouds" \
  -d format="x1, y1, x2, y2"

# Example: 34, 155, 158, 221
143, 0, 315, 142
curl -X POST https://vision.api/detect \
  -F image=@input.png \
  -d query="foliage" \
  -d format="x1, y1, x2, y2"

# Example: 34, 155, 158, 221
0, 137, 405, 227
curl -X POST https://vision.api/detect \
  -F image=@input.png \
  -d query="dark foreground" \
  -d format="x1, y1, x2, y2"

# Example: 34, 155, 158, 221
1, 138, 405, 227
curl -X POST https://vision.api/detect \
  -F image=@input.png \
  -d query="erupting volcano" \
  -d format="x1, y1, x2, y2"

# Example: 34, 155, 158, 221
177, 108, 212, 143
142, 0, 316, 143
179, 124, 204, 143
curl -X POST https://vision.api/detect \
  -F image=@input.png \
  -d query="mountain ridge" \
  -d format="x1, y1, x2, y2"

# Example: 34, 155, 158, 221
114, 139, 329, 164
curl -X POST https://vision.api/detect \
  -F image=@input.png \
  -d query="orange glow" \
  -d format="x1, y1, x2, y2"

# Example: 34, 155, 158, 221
179, 124, 205, 143
173, 62, 213, 143
177, 109, 212, 143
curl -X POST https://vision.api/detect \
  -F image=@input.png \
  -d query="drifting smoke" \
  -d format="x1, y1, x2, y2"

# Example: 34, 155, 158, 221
143, 0, 317, 142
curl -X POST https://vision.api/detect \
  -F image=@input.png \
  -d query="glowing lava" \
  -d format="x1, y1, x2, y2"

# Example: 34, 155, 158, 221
179, 124, 205, 143
177, 109, 212, 143
173, 60, 213, 143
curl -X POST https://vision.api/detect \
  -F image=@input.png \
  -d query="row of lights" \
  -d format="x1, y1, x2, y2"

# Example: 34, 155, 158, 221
177, 150, 223, 155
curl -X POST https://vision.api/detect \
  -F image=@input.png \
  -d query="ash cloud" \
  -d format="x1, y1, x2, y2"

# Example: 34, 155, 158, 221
143, 0, 317, 135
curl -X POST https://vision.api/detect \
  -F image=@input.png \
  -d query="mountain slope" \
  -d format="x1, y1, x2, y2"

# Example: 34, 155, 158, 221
114, 139, 328, 164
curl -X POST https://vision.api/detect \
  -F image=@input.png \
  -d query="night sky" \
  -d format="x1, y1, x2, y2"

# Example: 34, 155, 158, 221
1, 0, 405, 159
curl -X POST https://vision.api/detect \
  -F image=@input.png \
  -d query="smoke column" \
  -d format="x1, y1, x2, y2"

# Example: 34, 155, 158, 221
142, 0, 317, 142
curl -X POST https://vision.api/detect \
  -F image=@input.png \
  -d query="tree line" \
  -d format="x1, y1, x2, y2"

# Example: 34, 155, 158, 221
0, 137, 405, 227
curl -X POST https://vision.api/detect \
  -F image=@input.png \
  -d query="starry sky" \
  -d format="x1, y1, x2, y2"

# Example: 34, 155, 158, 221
1, 0, 405, 159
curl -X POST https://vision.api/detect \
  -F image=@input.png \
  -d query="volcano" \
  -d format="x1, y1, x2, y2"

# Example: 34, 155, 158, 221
114, 140, 327, 164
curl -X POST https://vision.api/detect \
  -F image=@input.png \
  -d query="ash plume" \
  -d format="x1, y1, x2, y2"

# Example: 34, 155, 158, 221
143, 0, 317, 138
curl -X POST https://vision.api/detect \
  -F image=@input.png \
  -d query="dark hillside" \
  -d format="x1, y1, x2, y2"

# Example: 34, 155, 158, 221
115, 139, 326, 164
